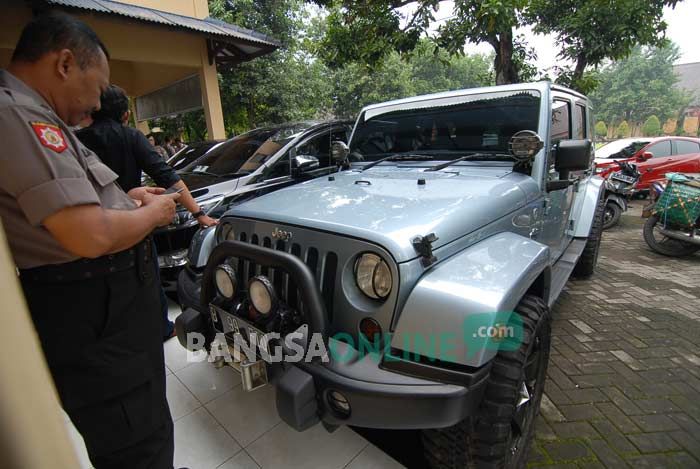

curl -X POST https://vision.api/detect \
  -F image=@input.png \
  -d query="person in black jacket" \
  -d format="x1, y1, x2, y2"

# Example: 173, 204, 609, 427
77, 85, 217, 340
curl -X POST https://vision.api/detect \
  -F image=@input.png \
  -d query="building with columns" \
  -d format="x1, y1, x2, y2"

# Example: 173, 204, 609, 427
1, 0, 279, 139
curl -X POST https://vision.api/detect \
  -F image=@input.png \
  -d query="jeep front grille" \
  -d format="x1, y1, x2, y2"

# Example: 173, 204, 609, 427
220, 217, 399, 335
233, 231, 338, 322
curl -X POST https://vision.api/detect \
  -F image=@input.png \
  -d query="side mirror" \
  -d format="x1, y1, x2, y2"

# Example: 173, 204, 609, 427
291, 154, 319, 177
331, 141, 350, 163
555, 139, 592, 178
637, 152, 652, 162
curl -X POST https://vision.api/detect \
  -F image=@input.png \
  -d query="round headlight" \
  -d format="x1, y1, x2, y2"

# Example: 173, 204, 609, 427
214, 264, 237, 299
249, 276, 277, 317
354, 253, 392, 300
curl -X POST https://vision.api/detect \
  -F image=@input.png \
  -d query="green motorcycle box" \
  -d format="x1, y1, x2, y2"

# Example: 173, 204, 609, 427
654, 173, 700, 227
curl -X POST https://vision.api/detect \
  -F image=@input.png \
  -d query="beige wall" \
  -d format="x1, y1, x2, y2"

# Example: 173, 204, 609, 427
118, 0, 210, 19
0, 220, 81, 469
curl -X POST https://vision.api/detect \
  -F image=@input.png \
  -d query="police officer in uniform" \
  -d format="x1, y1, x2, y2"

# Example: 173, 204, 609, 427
0, 12, 179, 468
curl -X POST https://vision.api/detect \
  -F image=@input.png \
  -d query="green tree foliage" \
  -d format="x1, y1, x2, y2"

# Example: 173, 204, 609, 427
616, 120, 630, 138
591, 45, 691, 126
642, 115, 661, 136
333, 39, 493, 117
208, 0, 335, 135
528, 0, 680, 92
594, 121, 607, 138
408, 40, 494, 96
309, 0, 683, 91
313, 0, 534, 85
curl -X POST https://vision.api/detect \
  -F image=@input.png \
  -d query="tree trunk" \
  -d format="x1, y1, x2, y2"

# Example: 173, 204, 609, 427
492, 31, 518, 85
571, 56, 588, 89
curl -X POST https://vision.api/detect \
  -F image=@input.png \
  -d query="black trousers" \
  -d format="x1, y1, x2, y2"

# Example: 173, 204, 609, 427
21, 259, 174, 469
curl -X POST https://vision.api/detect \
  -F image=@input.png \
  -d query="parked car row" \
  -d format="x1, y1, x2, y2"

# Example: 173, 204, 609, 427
595, 136, 700, 190
152, 120, 352, 291
592, 136, 700, 229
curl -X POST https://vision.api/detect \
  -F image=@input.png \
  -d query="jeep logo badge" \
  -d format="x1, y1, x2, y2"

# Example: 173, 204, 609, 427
272, 227, 292, 241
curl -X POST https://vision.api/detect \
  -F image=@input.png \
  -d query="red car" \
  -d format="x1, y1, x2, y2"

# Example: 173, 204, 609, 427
595, 137, 700, 190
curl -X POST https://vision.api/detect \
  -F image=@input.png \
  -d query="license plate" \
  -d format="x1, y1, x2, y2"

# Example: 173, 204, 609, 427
611, 172, 636, 184
210, 305, 271, 356
209, 305, 269, 391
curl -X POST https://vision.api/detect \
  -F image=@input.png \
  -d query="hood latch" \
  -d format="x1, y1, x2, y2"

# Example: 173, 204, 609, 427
412, 233, 439, 267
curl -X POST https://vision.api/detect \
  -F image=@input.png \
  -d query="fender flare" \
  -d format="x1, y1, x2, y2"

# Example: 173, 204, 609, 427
390, 232, 549, 368
571, 175, 605, 238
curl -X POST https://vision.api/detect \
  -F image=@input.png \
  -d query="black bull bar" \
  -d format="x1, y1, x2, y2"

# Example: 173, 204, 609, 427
190, 240, 330, 347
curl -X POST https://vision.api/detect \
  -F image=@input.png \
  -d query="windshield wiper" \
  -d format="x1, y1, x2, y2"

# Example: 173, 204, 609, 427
360, 154, 434, 172
425, 153, 514, 172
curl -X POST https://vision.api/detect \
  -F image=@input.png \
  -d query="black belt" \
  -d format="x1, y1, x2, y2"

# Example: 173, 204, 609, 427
20, 238, 154, 284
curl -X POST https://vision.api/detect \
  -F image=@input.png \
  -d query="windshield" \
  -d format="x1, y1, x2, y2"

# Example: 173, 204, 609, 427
180, 124, 312, 176
349, 90, 541, 162
596, 139, 650, 159
168, 142, 222, 170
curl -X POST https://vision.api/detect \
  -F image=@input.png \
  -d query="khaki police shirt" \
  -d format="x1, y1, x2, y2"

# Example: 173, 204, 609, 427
0, 70, 136, 269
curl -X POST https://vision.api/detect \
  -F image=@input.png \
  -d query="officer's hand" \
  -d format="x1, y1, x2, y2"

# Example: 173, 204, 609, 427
128, 186, 166, 203
197, 214, 219, 227
143, 192, 181, 227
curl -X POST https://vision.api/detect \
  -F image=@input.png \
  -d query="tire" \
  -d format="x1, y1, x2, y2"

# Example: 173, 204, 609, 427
422, 295, 552, 469
602, 201, 622, 230
572, 196, 604, 278
643, 215, 700, 257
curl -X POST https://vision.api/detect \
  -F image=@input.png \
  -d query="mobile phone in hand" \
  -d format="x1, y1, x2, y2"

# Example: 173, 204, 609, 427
164, 185, 185, 195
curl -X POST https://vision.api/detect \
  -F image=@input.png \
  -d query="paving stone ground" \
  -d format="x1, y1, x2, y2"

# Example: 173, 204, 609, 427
529, 202, 700, 468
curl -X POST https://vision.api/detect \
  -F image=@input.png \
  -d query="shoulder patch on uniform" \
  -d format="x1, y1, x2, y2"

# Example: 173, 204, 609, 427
30, 121, 67, 153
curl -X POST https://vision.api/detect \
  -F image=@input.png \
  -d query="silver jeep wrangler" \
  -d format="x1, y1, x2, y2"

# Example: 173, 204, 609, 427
176, 82, 604, 468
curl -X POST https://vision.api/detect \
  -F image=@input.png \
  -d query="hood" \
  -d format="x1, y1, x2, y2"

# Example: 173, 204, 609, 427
179, 173, 240, 195
229, 166, 538, 263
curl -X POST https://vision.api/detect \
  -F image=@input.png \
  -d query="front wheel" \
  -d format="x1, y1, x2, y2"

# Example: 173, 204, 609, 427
602, 201, 622, 230
421, 295, 551, 469
643, 215, 700, 257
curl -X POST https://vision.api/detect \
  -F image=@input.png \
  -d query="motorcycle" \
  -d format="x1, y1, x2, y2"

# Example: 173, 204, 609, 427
602, 160, 640, 230
642, 173, 700, 257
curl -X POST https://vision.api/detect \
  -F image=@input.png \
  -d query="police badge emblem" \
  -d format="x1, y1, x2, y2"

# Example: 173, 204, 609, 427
30, 122, 68, 153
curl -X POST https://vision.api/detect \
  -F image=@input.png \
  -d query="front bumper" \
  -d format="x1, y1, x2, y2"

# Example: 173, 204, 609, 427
295, 346, 489, 429
176, 305, 489, 430
176, 240, 490, 431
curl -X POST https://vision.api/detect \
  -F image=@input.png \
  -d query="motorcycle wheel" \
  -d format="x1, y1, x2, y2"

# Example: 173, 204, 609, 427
643, 215, 700, 257
602, 202, 622, 230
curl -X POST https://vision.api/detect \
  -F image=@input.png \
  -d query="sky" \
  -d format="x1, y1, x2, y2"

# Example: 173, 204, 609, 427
404, 0, 700, 70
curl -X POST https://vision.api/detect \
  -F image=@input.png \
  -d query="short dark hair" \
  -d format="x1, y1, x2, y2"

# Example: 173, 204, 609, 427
12, 11, 109, 68
92, 84, 129, 122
